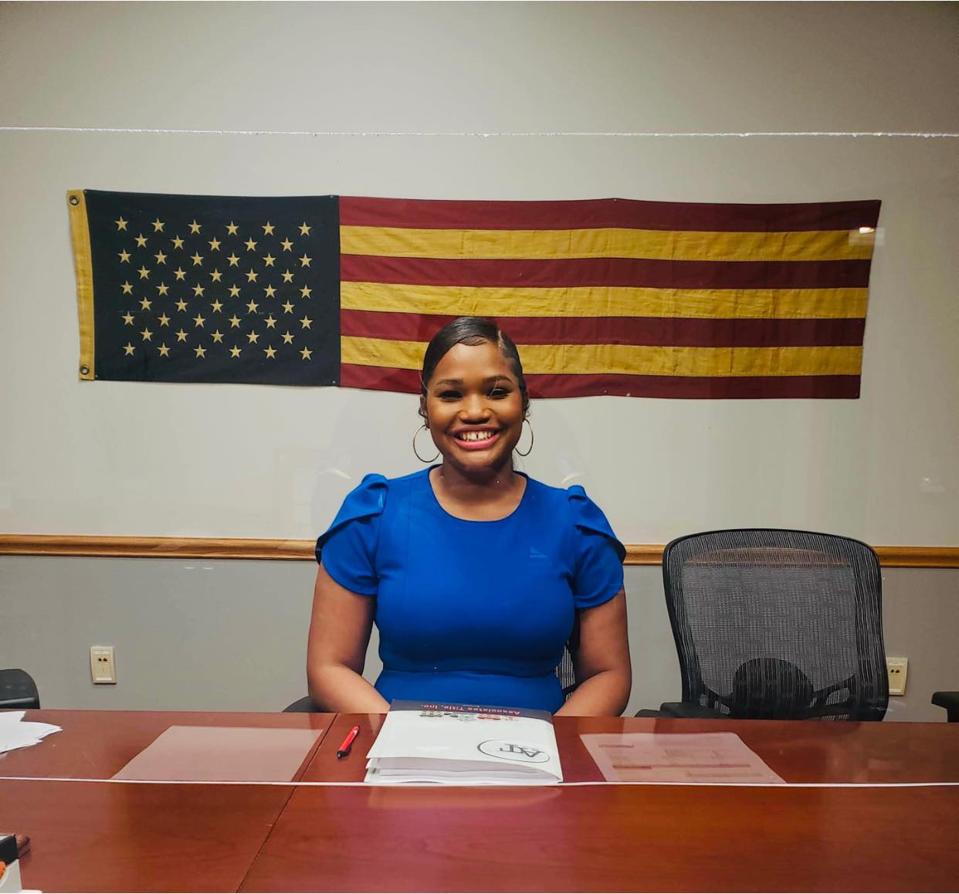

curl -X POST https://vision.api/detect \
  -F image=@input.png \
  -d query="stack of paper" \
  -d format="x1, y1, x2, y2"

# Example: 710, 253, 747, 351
0, 711, 61, 755
365, 701, 563, 785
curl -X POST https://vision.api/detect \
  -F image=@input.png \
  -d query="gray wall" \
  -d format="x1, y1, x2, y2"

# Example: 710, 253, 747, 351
1, 3, 957, 720
2, 556, 955, 721
0, 3, 957, 546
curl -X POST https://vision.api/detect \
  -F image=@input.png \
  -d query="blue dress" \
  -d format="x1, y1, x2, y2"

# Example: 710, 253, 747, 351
315, 468, 625, 713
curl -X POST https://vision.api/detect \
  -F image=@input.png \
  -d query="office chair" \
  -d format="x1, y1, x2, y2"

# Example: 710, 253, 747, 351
556, 616, 580, 699
639, 529, 888, 721
931, 692, 959, 722
0, 669, 40, 710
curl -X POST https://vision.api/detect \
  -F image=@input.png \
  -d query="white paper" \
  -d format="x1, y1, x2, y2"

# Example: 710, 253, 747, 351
0, 711, 61, 755
366, 701, 563, 785
581, 732, 785, 784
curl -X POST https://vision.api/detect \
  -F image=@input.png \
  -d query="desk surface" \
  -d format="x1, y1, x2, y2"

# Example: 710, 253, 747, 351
1, 710, 958, 892
0, 711, 334, 893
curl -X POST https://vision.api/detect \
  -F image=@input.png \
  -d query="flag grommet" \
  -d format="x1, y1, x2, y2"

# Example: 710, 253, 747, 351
69, 195, 79, 206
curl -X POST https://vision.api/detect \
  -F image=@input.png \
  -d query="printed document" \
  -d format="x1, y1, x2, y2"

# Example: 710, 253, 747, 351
366, 701, 563, 785
581, 732, 785, 784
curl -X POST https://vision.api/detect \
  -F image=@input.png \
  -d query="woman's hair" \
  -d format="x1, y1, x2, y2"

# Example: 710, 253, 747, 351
420, 316, 529, 416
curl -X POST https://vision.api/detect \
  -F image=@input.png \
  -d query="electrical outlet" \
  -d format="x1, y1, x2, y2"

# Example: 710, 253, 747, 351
90, 646, 117, 684
886, 657, 908, 696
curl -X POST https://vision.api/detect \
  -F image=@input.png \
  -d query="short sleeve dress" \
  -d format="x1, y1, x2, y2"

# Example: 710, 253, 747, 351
315, 468, 625, 713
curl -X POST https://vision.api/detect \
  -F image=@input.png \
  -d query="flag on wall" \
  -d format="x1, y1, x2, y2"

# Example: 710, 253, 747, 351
70, 191, 340, 386
69, 190, 880, 398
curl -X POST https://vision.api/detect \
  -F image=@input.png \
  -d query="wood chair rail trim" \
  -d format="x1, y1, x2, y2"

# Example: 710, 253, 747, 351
0, 535, 956, 567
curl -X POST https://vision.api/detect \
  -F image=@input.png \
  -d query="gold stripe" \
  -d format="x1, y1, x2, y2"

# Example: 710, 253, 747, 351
67, 190, 95, 380
342, 336, 425, 370
0, 535, 955, 568
341, 225, 874, 262
341, 336, 863, 378
342, 282, 869, 320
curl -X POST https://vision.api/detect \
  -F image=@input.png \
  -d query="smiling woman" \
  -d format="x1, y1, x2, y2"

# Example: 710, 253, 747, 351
306, 317, 632, 715
420, 320, 528, 519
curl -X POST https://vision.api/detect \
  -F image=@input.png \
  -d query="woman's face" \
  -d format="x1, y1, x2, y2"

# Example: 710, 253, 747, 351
423, 340, 525, 478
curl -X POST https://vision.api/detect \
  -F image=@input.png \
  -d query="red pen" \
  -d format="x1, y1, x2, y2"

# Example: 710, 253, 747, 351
336, 724, 360, 759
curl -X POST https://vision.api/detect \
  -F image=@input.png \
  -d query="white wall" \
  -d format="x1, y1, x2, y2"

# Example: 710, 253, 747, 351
1, 2, 957, 719
3, 3, 956, 133
1, 3, 957, 547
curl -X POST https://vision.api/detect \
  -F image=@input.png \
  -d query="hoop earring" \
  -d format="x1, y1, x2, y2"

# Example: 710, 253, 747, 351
413, 423, 439, 463
514, 418, 534, 457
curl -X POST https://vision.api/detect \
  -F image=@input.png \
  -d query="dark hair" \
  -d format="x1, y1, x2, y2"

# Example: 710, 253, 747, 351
420, 316, 529, 416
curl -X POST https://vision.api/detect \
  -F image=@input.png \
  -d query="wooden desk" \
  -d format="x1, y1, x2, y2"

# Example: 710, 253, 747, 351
0, 709, 332, 780
2, 711, 957, 892
249, 714, 959, 892
0, 710, 333, 892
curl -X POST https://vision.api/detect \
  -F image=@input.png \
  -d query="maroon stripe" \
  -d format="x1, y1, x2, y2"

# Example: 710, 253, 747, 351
340, 197, 881, 233
340, 364, 861, 400
341, 310, 866, 348
341, 255, 874, 290
525, 373, 861, 399
342, 311, 461, 343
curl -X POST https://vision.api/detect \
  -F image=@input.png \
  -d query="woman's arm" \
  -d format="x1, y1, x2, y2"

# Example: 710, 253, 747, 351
306, 563, 390, 713
555, 588, 631, 716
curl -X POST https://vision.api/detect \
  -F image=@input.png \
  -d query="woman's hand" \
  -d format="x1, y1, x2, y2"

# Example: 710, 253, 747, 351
306, 564, 390, 713
555, 589, 632, 716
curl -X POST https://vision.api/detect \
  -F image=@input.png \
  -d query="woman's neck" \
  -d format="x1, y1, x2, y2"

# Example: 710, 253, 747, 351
429, 461, 526, 520
436, 459, 518, 493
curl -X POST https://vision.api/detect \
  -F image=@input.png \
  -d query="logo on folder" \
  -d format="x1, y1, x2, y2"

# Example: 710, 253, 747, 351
477, 740, 550, 763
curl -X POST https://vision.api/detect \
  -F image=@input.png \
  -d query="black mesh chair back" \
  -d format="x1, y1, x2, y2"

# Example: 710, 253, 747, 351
556, 646, 577, 699
663, 529, 888, 721
0, 669, 40, 710
556, 617, 580, 699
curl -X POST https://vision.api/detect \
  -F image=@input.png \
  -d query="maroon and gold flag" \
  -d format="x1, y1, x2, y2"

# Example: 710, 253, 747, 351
70, 191, 880, 398
339, 197, 880, 399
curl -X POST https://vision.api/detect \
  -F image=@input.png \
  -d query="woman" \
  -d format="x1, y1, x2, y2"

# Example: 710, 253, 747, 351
307, 317, 631, 715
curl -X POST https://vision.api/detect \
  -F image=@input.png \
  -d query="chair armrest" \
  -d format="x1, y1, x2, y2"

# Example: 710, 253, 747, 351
283, 695, 321, 713
931, 692, 959, 722
634, 702, 726, 719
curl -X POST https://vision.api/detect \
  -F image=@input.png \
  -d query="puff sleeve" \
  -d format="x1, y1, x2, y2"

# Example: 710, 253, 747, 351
566, 485, 626, 610
314, 474, 388, 597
